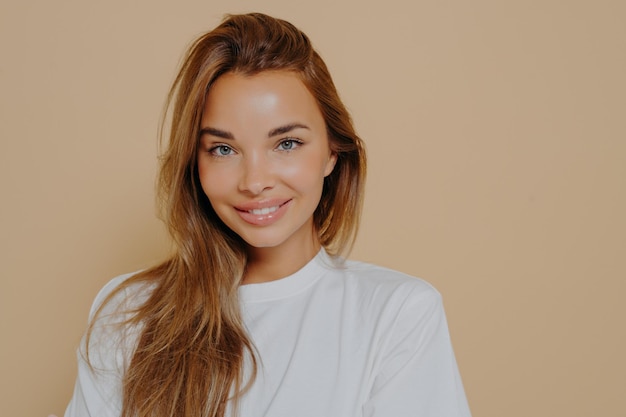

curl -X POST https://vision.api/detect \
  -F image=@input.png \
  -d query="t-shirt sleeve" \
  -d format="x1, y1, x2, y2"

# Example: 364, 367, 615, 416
64, 275, 137, 417
362, 286, 471, 417
63, 355, 123, 417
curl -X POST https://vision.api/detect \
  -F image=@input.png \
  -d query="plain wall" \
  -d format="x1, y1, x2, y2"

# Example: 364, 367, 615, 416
1, 0, 624, 416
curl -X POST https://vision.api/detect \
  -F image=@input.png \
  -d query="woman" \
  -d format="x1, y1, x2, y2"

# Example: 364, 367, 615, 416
65, 12, 471, 417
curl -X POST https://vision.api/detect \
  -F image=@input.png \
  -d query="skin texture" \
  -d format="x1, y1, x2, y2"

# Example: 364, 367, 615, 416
198, 71, 337, 284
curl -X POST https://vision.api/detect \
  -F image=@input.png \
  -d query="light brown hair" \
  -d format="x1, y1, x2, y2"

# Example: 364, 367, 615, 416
87, 12, 366, 417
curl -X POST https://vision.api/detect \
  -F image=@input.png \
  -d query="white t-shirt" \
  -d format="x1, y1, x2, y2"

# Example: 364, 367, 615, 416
65, 250, 471, 417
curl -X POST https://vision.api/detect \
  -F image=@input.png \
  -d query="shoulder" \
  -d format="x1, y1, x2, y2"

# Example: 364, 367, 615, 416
87, 270, 155, 323
331, 257, 441, 302
322, 256, 444, 323
87, 272, 136, 319
84, 270, 156, 342
81, 271, 155, 370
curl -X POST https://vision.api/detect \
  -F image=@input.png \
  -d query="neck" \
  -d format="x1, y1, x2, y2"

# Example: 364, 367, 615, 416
242, 239, 321, 285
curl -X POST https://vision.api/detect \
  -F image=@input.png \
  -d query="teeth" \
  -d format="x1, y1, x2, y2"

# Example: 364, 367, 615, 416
249, 206, 279, 215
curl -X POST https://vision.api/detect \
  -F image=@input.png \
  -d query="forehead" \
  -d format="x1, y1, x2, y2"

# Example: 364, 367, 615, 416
201, 71, 324, 129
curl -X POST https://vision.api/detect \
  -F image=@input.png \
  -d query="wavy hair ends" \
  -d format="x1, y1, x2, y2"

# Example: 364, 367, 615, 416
86, 12, 366, 417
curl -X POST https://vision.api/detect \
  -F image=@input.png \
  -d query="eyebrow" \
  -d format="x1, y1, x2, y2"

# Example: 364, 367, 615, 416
267, 123, 309, 137
199, 127, 234, 140
199, 123, 310, 140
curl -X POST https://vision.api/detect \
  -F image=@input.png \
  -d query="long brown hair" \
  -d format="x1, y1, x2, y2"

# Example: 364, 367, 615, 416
87, 12, 366, 417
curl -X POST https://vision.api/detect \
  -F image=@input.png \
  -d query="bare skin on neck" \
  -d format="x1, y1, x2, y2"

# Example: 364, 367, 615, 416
242, 231, 321, 285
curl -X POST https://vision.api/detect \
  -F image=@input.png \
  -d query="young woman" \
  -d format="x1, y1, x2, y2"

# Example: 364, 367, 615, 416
65, 12, 471, 417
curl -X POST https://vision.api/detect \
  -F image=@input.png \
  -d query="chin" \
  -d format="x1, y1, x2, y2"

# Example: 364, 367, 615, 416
239, 233, 286, 249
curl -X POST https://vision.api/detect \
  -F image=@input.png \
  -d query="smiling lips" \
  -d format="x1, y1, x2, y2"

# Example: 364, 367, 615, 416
235, 199, 292, 226
248, 206, 279, 215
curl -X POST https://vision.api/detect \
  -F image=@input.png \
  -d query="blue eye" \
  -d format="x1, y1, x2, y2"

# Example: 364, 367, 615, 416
278, 139, 301, 151
210, 145, 234, 156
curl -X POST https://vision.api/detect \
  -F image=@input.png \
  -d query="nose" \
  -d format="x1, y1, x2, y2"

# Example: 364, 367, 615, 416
238, 152, 275, 195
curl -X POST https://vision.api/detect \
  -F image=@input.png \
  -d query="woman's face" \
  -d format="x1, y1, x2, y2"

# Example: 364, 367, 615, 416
197, 71, 336, 254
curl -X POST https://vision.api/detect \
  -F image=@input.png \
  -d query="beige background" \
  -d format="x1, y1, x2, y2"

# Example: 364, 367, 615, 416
1, 0, 624, 416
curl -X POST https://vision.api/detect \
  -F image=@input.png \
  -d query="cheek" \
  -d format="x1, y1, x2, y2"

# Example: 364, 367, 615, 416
280, 154, 329, 192
198, 165, 232, 202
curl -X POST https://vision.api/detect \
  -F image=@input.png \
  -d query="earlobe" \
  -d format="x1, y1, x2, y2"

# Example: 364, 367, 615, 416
324, 153, 338, 177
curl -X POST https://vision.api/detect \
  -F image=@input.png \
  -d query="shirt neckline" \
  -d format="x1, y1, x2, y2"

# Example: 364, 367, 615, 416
238, 249, 334, 303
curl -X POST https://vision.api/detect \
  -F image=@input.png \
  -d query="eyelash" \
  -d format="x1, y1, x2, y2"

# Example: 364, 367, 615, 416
207, 138, 303, 157
208, 144, 235, 157
276, 138, 303, 151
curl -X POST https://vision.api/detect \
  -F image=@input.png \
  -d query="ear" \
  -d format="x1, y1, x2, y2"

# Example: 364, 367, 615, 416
324, 152, 338, 177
